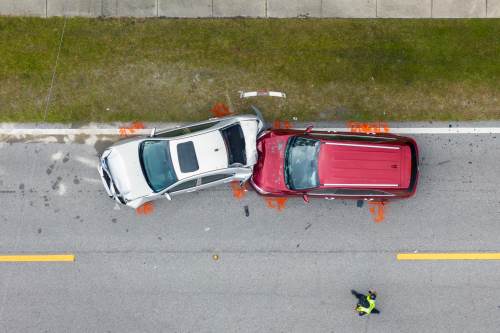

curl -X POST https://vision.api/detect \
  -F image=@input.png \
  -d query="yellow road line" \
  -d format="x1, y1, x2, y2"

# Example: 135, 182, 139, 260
397, 253, 500, 261
0, 254, 75, 262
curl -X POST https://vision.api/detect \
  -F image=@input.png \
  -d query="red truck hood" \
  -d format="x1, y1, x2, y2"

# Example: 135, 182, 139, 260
251, 133, 292, 193
318, 142, 412, 189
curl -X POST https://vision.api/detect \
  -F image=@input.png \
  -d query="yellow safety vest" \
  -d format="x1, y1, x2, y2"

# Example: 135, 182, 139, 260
356, 296, 376, 314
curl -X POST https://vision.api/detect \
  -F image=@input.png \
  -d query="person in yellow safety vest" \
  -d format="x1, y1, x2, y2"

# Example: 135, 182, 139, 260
351, 289, 380, 316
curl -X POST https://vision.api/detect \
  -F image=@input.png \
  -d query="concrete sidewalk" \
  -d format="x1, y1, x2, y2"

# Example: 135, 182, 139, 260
0, 0, 499, 18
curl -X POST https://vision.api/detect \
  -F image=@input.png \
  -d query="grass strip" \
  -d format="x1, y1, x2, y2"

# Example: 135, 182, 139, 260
0, 17, 499, 122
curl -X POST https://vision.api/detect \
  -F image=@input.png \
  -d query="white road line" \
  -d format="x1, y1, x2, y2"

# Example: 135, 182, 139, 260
313, 128, 500, 134
0, 129, 150, 135
1, 127, 500, 136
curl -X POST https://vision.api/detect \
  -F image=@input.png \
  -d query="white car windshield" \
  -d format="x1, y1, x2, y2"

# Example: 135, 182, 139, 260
139, 140, 178, 192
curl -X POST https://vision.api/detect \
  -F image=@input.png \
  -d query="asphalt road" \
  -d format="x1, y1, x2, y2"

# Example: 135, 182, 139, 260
1, 125, 500, 332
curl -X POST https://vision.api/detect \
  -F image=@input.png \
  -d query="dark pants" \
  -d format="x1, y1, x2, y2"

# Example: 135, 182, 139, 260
351, 290, 369, 307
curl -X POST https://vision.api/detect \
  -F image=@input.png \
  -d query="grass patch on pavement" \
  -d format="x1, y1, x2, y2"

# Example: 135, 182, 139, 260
0, 17, 499, 122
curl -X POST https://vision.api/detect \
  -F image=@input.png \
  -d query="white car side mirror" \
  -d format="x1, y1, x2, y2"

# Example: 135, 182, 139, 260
164, 192, 172, 201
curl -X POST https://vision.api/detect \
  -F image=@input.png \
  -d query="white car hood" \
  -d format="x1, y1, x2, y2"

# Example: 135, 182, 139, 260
106, 141, 153, 201
240, 120, 259, 167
